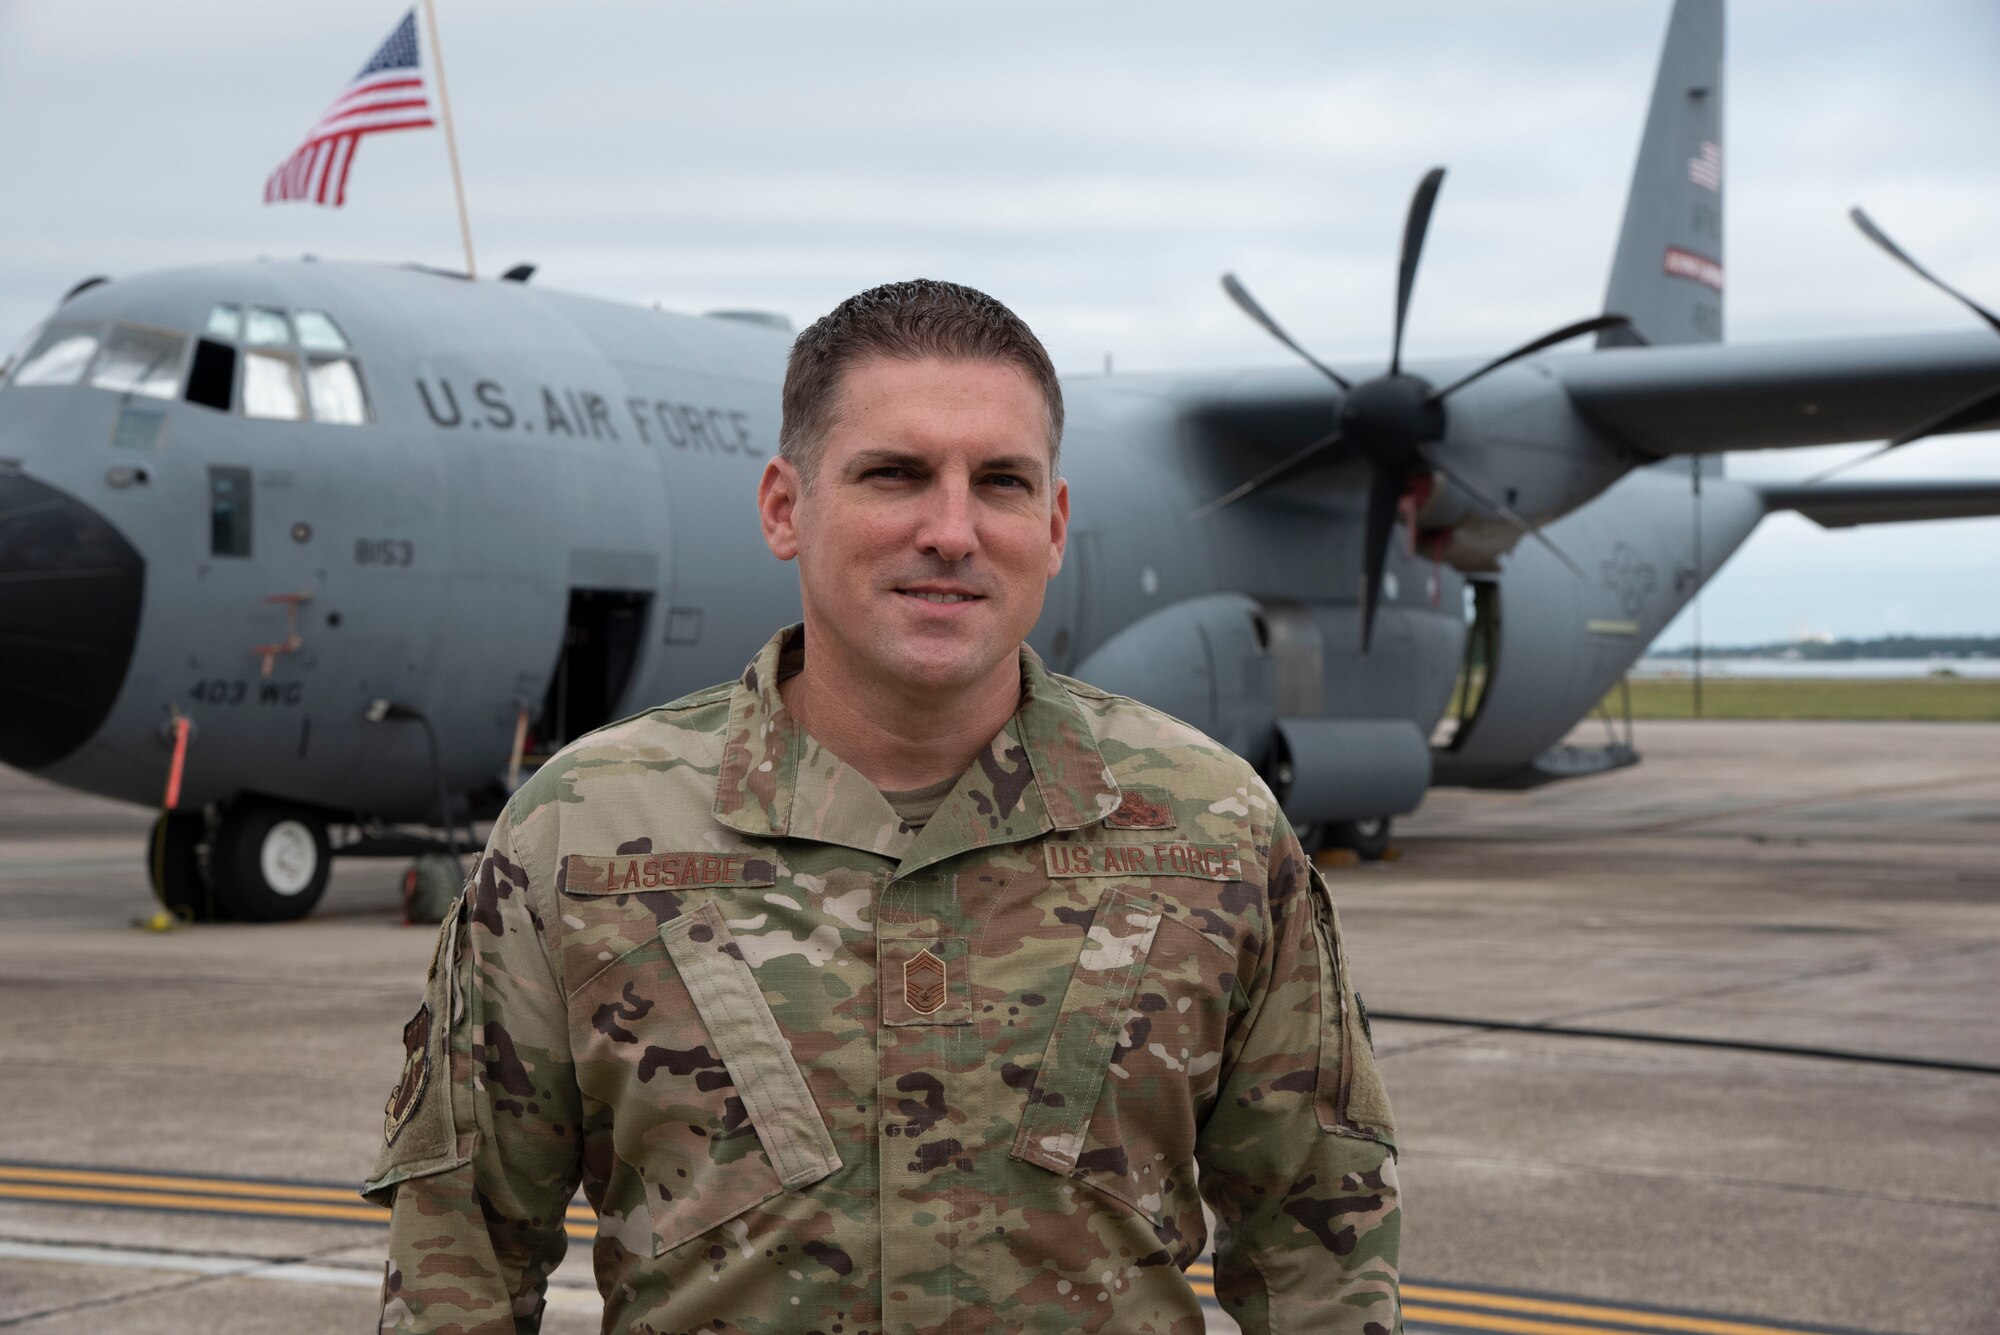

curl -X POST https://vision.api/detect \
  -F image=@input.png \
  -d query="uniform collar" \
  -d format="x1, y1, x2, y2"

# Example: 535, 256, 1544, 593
713, 624, 1121, 876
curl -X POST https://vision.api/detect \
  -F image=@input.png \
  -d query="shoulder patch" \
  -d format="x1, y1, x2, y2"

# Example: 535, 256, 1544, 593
383, 1002, 431, 1146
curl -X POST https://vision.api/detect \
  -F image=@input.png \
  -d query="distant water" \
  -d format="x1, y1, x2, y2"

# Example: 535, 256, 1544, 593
1635, 657, 2000, 680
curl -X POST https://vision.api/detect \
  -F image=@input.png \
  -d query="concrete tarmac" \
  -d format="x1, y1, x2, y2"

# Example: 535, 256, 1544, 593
2, 720, 1995, 1333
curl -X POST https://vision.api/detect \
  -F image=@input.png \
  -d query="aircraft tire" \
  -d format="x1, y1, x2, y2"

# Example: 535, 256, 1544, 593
1328, 816, 1392, 862
147, 811, 217, 922
211, 800, 331, 922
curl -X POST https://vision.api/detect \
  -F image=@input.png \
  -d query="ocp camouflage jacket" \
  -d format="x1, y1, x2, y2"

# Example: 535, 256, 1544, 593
364, 625, 1401, 1334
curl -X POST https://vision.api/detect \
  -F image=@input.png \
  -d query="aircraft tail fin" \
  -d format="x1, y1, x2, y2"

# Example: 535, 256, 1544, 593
1598, 0, 1725, 349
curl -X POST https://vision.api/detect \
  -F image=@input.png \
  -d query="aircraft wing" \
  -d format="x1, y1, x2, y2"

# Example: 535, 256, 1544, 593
1755, 478, 2000, 528
1552, 331, 2000, 456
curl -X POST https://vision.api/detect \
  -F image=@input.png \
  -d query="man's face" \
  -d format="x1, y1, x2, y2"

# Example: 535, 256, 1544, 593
759, 355, 1068, 701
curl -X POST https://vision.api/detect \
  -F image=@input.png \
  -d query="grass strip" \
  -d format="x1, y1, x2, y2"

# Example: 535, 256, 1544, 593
1600, 677, 2000, 721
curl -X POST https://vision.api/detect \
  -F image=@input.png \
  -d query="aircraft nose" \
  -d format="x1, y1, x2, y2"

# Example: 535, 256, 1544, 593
0, 470, 145, 770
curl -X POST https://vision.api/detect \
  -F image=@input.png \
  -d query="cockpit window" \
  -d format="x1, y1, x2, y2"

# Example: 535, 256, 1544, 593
305, 358, 368, 424
204, 304, 242, 342
88, 326, 186, 400
243, 307, 292, 348
185, 340, 235, 411
12, 325, 101, 387
243, 349, 307, 420
183, 302, 371, 425
293, 310, 349, 353
1, 321, 47, 384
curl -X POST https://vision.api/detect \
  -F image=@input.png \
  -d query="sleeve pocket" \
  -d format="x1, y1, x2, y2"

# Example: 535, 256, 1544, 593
362, 895, 472, 1205
1307, 865, 1397, 1152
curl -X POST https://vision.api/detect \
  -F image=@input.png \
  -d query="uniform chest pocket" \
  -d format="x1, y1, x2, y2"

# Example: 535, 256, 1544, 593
568, 899, 841, 1257
1008, 883, 1237, 1236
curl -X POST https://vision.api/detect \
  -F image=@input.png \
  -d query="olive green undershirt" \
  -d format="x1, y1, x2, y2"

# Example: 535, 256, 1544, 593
879, 774, 961, 834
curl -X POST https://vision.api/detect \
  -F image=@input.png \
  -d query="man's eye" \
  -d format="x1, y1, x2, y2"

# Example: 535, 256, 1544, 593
984, 473, 1029, 490
863, 466, 910, 481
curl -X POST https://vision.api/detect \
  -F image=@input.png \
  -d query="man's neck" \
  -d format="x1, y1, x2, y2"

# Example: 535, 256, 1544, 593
778, 634, 1023, 792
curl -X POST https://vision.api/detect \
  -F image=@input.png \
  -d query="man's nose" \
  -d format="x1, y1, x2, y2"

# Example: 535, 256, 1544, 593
915, 477, 978, 562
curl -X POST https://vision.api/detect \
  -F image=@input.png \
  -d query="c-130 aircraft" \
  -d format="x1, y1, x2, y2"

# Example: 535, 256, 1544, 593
4, 0, 1999, 922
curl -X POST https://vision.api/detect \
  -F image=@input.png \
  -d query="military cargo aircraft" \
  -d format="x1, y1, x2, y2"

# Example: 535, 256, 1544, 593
3, 0, 1999, 922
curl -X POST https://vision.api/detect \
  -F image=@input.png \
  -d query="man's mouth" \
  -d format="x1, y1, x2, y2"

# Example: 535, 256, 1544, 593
896, 587, 982, 605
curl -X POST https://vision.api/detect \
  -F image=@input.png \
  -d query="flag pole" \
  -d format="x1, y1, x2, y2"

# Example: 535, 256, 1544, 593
420, 0, 476, 279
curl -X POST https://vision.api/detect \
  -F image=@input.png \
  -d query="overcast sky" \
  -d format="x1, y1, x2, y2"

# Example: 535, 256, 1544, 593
4, 0, 1997, 647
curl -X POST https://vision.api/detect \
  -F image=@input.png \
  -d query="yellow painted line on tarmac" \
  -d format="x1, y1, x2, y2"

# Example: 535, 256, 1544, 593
0, 1182, 380, 1224
0, 1163, 360, 1204
0, 1162, 593, 1223
1406, 1285, 1827, 1335
1409, 1308, 1632, 1335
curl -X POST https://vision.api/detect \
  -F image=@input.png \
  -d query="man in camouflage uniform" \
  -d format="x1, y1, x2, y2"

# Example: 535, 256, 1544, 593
365, 279, 1400, 1333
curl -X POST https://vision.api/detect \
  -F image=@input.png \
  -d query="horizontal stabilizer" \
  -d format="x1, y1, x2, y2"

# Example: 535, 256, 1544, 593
1556, 331, 2000, 456
1757, 478, 2000, 528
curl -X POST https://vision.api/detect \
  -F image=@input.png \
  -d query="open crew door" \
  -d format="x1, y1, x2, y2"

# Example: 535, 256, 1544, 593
1433, 580, 1498, 751
539, 588, 652, 749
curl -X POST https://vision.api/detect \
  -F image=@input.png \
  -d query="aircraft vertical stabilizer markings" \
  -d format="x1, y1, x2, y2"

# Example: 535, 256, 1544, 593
1598, 0, 1724, 349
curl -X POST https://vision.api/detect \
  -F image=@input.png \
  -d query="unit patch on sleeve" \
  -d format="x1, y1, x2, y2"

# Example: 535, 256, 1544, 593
1045, 841, 1242, 881
383, 1001, 431, 1146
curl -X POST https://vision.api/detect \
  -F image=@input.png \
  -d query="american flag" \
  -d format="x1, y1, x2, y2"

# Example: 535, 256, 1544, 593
1687, 139, 1721, 193
264, 10, 436, 208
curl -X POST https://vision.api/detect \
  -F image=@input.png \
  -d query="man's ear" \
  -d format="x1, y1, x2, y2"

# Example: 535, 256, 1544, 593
759, 457, 803, 562
1046, 476, 1070, 580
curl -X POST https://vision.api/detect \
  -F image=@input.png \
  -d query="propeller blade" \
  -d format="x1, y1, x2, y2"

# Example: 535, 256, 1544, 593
1389, 167, 1446, 376
1851, 207, 2000, 337
1219, 274, 1352, 390
1808, 379, 2000, 482
1358, 466, 1406, 654
1425, 314, 1634, 404
1190, 430, 1345, 520
1806, 442, 1894, 485
1426, 454, 1586, 578
1889, 380, 2000, 447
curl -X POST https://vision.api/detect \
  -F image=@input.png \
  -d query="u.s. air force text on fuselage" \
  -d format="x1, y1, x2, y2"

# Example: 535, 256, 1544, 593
414, 374, 759, 457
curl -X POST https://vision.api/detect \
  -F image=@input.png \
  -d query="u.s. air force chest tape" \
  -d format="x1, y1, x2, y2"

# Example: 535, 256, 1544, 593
1045, 841, 1242, 881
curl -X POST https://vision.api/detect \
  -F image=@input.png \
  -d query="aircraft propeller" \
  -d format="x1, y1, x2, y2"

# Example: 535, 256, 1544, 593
1812, 207, 2000, 482
1198, 166, 1624, 651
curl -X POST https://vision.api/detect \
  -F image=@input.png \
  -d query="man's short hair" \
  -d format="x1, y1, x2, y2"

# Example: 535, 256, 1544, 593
779, 279, 1064, 488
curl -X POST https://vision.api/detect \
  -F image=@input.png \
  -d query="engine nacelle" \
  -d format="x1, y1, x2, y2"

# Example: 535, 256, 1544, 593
1071, 593, 1433, 824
